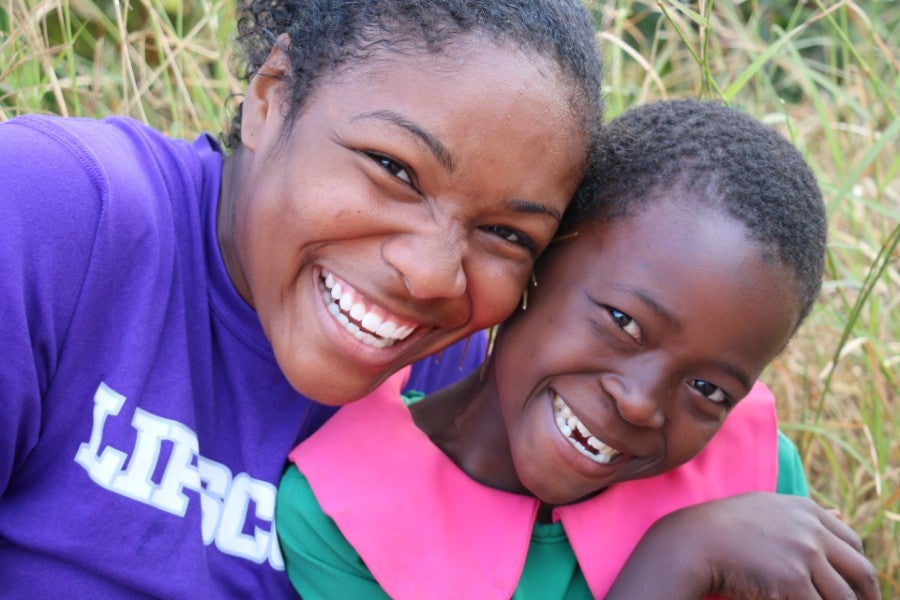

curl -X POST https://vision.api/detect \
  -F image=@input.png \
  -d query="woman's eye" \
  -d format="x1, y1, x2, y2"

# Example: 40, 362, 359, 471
482, 225, 536, 253
689, 379, 731, 405
608, 307, 642, 344
368, 153, 412, 185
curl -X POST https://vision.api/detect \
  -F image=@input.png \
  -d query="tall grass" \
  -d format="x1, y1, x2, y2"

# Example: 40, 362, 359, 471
0, 0, 239, 136
2, 0, 897, 595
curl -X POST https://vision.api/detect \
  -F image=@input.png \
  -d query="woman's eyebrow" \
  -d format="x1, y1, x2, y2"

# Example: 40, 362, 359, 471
353, 110, 559, 221
353, 110, 454, 171
507, 198, 562, 222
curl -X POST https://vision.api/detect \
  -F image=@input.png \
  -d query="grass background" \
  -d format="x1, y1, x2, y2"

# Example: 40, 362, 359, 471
1, 0, 896, 595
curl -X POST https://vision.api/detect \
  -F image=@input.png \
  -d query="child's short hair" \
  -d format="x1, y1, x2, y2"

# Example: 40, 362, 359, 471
226, 0, 603, 150
565, 99, 827, 324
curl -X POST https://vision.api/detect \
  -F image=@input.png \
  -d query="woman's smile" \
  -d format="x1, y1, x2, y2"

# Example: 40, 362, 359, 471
219, 37, 586, 404
319, 269, 419, 349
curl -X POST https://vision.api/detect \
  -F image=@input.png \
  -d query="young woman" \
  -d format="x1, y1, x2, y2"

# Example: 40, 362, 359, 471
0, 1, 602, 596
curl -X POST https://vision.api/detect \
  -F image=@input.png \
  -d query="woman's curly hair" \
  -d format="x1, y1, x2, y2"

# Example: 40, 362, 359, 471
223, 0, 603, 152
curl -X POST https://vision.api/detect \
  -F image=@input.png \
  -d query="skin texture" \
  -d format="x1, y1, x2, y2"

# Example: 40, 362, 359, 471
217, 37, 586, 404
417, 196, 800, 505
607, 493, 881, 600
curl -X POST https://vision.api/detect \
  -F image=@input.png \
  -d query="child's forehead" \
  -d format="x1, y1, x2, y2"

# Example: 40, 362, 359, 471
534, 196, 801, 342
551, 195, 766, 285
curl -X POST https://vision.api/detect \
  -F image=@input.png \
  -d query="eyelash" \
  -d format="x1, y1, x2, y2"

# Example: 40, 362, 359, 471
482, 225, 536, 254
607, 307, 643, 345
366, 152, 536, 254
689, 379, 733, 407
367, 152, 414, 186
606, 307, 732, 407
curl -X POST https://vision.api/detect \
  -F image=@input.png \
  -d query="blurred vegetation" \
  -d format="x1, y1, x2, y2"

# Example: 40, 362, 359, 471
2, 0, 897, 595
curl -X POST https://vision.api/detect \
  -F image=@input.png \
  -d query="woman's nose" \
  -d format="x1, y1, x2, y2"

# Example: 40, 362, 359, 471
382, 224, 468, 299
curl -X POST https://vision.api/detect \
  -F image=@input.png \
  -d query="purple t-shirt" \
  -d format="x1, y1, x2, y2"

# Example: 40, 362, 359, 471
0, 115, 484, 597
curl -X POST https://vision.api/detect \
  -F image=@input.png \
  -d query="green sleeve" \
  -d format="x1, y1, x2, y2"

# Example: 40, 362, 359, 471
775, 430, 809, 497
276, 465, 390, 600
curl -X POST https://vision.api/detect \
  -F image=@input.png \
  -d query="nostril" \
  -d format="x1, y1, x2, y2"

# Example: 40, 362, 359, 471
601, 376, 665, 429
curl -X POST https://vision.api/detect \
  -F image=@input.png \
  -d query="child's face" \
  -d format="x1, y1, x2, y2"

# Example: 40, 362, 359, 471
492, 196, 802, 505
226, 40, 586, 404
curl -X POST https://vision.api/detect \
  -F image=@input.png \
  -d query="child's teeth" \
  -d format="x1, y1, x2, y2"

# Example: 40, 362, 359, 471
552, 392, 622, 465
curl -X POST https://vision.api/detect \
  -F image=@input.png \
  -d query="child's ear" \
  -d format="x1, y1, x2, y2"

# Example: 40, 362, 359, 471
241, 33, 291, 151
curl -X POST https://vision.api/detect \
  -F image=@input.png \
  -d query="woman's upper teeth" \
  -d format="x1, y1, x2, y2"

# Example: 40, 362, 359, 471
552, 392, 622, 464
322, 271, 417, 347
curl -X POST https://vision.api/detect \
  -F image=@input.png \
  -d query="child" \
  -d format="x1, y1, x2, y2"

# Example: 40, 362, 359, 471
276, 100, 879, 599
0, 1, 603, 596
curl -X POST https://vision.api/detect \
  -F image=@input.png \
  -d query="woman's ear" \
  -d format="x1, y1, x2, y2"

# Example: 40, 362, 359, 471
240, 33, 291, 151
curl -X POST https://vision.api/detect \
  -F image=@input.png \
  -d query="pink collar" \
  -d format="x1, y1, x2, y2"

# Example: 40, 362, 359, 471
290, 378, 777, 599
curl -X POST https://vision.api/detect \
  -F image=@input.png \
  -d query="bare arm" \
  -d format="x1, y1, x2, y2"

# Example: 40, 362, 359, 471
605, 492, 880, 600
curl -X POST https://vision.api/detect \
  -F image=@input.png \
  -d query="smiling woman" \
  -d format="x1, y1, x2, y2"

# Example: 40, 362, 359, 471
220, 37, 588, 404
0, 0, 602, 597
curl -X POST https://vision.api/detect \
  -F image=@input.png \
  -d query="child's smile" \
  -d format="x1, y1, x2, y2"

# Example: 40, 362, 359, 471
552, 390, 622, 464
489, 194, 802, 507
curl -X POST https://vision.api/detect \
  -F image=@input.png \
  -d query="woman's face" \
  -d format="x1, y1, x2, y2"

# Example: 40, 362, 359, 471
220, 39, 587, 404
492, 197, 801, 505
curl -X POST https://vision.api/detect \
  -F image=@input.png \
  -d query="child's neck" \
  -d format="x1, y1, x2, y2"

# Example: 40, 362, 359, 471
410, 370, 530, 498
410, 372, 607, 524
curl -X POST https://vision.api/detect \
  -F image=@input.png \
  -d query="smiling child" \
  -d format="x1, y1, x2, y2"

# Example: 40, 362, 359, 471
277, 100, 879, 599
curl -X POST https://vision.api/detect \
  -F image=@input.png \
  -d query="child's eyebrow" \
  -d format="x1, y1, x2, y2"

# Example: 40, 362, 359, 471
626, 285, 752, 389
353, 110, 454, 171
715, 360, 752, 391
624, 285, 680, 330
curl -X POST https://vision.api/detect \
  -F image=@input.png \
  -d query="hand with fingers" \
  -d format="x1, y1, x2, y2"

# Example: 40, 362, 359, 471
606, 492, 880, 600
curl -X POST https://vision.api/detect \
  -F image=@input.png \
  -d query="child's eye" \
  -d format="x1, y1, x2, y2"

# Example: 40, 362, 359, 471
481, 225, 536, 254
367, 152, 413, 185
607, 307, 642, 344
689, 379, 732, 406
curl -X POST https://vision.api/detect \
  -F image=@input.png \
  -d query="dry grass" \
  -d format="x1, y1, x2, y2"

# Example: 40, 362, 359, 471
2, 0, 897, 594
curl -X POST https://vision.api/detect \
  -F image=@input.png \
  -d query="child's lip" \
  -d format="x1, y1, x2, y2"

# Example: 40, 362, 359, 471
551, 390, 623, 464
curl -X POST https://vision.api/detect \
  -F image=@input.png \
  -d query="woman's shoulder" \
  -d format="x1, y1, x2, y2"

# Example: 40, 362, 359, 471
2, 114, 220, 249
1, 114, 219, 209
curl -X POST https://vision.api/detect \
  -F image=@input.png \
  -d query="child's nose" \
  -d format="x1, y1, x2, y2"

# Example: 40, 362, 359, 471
382, 224, 468, 300
603, 371, 666, 429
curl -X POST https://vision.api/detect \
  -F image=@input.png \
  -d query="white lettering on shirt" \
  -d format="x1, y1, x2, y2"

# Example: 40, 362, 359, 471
75, 382, 284, 568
